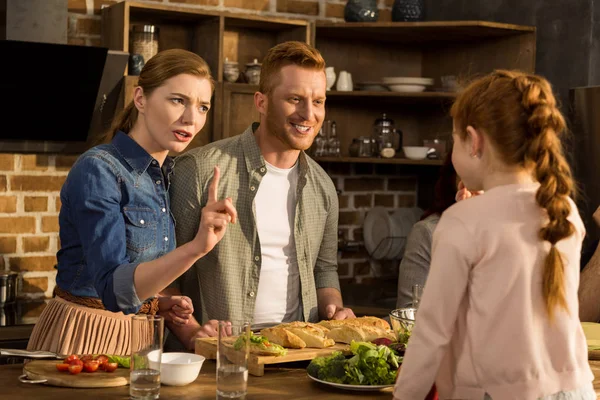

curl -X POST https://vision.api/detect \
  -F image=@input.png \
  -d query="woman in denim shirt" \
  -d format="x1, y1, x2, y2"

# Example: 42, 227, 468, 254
27, 49, 237, 356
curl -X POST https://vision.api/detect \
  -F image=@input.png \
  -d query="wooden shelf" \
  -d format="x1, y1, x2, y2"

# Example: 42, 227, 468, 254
314, 156, 443, 166
315, 20, 536, 43
326, 90, 456, 103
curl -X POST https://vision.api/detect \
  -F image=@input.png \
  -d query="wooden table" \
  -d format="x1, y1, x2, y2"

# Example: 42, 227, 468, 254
1, 360, 600, 399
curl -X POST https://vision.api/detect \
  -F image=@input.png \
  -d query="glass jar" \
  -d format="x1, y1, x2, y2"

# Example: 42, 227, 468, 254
131, 25, 159, 65
244, 59, 262, 85
373, 113, 395, 156
358, 136, 372, 157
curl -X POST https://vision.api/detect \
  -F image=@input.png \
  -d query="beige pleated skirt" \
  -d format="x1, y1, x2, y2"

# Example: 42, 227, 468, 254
27, 296, 134, 356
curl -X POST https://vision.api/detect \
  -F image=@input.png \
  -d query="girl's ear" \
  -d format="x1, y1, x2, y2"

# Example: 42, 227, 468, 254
132, 86, 145, 113
466, 125, 484, 158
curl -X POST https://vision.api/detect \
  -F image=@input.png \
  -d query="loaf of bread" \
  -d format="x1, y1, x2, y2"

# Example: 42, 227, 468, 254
260, 322, 335, 349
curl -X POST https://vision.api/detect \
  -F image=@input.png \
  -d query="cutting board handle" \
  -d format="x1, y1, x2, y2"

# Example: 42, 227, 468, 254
18, 374, 47, 384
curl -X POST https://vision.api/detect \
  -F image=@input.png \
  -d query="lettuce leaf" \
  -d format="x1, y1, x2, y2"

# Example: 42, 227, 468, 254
307, 341, 400, 386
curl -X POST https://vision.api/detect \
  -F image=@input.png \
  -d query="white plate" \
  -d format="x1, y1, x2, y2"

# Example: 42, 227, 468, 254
307, 373, 394, 391
382, 76, 434, 85
388, 84, 427, 93
388, 207, 423, 259
363, 206, 394, 260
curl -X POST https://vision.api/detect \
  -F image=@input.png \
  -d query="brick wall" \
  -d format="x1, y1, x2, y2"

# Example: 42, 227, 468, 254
1, 0, 417, 300
0, 154, 77, 299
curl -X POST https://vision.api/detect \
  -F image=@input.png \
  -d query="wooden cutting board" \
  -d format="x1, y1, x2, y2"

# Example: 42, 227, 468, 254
195, 337, 351, 377
21, 360, 129, 388
583, 322, 600, 360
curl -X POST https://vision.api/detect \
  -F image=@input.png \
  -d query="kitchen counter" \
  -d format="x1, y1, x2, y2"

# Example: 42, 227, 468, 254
1, 360, 600, 399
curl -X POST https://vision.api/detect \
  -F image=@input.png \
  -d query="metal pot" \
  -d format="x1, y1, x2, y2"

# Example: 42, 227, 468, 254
0, 272, 18, 305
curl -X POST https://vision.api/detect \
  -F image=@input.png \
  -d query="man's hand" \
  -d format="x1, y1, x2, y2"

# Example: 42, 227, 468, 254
324, 304, 356, 320
187, 320, 233, 349
455, 180, 484, 202
157, 295, 193, 325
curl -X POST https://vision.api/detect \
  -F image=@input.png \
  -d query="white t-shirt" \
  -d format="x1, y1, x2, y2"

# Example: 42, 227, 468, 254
252, 160, 302, 328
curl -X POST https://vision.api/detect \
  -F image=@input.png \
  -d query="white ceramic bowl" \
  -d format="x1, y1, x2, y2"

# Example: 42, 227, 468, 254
387, 84, 427, 93
149, 352, 205, 386
403, 146, 430, 160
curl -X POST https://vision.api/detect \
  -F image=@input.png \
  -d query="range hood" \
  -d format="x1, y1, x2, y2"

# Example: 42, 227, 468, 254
0, 40, 127, 154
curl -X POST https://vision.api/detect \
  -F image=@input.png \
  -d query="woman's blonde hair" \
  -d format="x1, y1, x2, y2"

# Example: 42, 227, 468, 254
100, 49, 214, 143
451, 70, 574, 320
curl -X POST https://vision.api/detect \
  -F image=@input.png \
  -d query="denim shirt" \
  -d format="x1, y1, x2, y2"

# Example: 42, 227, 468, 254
56, 132, 176, 314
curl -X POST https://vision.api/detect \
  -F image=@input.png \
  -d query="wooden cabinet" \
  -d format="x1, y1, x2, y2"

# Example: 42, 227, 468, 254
313, 21, 536, 162
101, 2, 535, 164
101, 0, 310, 148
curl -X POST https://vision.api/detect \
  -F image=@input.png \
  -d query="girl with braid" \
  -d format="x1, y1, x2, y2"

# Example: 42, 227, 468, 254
393, 70, 595, 400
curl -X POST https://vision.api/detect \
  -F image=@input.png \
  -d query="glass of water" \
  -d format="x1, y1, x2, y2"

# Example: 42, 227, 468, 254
130, 314, 164, 400
412, 284, 424, 309
217, 321, 250, 400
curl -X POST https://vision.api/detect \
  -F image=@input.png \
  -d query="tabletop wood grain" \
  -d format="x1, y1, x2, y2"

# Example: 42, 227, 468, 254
1, 359, 599, 399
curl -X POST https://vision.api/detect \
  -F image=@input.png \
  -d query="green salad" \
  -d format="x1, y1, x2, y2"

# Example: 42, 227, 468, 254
307, 341, 401, 386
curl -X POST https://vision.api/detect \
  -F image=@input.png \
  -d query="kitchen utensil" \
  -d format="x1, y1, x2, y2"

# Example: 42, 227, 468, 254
363, 206, 395, 260
130, 314, 163, 399
0, 349, 66, 359
244, 59, 261, 85
217, 322, 250, 399
223, 57, 240, 83
392, 0, 425, 21
403, 146, 430, 160
336, 71, 353, 91
0, 271, 18, 305
388, 84, 427, 93
19, 359, 129, 387
196, 336, 351, 377
150, 352, 205, 386
373, 113, 395, 156
382, 77, 433, 86
389, 307, 416, 340
325, 67, 336, 91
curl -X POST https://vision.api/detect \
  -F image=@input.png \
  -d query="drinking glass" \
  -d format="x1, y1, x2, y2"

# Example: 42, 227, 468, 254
217, 321, 250, 400
412, 284, 424, 309
130, 314, 164, 400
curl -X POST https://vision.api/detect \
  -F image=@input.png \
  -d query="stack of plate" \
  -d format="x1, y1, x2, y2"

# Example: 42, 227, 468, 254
363, 206, 423, 260
382, 77, 434, 93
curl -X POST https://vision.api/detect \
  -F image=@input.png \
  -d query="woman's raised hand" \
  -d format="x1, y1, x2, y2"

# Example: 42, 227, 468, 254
194, 166, 238, 256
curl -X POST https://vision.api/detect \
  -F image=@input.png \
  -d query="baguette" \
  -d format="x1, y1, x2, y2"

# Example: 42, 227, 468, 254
318, 316, 390, 331
260, 326, 306, 349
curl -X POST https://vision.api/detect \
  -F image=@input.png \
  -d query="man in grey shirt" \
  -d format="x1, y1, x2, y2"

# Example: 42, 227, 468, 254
166, 41, 355, 350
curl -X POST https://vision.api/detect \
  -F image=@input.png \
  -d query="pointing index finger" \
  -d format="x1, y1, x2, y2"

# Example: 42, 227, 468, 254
208, 166, 220, 204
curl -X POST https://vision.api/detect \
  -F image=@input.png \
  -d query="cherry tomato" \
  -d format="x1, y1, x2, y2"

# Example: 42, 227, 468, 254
68, 364, 83, 374
80, 354, 94, 363
56, 363, 70, 372
65, 354, 79, 364
103, 362, 118, 373
69, 359, 83, 367
95, 355, 108, 366
83, 360, 99, 373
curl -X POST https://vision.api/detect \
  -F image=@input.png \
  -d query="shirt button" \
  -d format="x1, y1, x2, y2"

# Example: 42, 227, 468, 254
248, 291, 255, 297
164, 237, 169, 242
254, 256, 260, 262
152, 160, 157, 165
260, 167, 265, 173
140, 219, 145, 225
250, 186, 256, 191
161, 208, 166, 213
155, 180, 161, 185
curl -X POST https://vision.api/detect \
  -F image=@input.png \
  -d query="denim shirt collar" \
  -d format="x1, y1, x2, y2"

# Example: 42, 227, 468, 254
242, 123, 309, 178
112, 131, 174, 175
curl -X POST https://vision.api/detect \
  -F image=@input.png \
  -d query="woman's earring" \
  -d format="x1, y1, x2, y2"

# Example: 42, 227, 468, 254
470, 153, 480, 159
